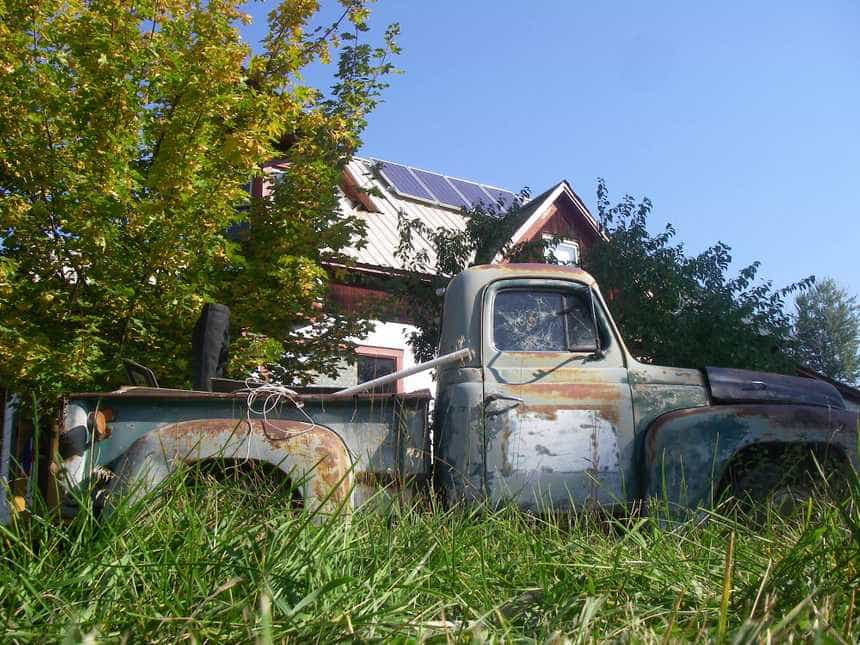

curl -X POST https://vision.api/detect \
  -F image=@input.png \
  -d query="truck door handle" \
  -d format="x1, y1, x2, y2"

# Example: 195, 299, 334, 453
484, 393, 524, 406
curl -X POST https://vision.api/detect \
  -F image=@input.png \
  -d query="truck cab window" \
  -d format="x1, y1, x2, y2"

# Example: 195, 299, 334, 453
493, 289, 595, 352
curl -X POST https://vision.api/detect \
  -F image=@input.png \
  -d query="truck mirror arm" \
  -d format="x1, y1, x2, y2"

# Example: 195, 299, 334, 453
584, 348, 606, 362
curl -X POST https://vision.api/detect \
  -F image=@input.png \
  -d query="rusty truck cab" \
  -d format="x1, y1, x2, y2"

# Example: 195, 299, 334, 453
434, 264, 642, 510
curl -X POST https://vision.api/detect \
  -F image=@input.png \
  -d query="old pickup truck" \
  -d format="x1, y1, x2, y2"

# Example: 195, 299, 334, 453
6, 263, 857, 519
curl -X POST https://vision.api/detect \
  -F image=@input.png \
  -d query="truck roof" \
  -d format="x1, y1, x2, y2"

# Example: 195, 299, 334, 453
465, 263, 597, 286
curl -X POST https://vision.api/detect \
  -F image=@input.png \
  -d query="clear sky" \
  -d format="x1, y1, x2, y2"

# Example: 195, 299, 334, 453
242, 1, 860, 298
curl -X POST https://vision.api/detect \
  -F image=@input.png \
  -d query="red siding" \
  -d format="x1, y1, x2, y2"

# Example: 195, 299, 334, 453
516, 194, 598, 259
328, 283, 413, 324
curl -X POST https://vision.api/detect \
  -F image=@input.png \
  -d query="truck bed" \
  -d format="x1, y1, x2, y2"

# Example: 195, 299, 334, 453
61, 387, 431, 509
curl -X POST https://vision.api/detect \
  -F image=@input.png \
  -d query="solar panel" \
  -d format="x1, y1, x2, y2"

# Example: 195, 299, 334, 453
447, 178, 497, 210
411, 169, 469, 208
481, 186, 516, 212
373, 159, 517, 213
376, 161, 434, 201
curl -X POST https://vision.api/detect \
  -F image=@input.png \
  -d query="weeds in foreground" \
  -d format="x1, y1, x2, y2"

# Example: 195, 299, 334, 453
1, 465, 859, 643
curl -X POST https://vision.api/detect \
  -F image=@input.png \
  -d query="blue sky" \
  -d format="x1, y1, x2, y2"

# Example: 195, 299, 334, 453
242, 1, 860, 299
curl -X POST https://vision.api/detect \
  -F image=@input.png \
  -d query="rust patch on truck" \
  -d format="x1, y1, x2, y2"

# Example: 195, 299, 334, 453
470, 263, 597, 285
520, 406, 559, 422
156, 418, 353, 507
512, 382, 620, 401
728, 404, 856, 430
646, 404, 856, 442
504, 383, 622, 427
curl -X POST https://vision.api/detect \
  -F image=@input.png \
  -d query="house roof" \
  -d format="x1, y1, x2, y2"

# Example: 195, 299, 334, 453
340, 157, 597, 273
341, 157, 469, 270
508, 180, 602, 246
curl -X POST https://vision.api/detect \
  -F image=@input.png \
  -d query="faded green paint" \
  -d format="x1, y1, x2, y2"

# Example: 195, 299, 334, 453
629, 363, 710, 435
61, 391, 430, 511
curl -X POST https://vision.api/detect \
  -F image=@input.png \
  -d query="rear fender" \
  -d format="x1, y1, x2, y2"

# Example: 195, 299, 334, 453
108, 418, 354, 514
643, 404, 859, 511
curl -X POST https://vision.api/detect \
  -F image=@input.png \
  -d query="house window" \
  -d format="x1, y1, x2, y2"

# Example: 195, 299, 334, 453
543, 234, 580, 265
355, 346, 404, 393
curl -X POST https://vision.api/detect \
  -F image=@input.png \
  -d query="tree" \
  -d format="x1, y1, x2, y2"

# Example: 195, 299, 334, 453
395, 178, 809, 373
0, 0, 398, 400
583, 179, 812, 372
794, 278, 860, 384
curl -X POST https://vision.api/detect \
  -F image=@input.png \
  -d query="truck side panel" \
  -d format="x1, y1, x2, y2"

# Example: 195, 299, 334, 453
109, 418, 353, 513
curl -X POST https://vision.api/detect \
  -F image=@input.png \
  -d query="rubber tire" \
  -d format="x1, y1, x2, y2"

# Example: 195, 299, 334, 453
724, 444, 847, 517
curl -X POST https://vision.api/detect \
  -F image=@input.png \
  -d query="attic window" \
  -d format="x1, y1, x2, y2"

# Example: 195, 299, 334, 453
543, 234, 580, 265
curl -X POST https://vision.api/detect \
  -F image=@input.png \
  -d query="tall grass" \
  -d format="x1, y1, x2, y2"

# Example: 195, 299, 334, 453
1, 464, 859, 643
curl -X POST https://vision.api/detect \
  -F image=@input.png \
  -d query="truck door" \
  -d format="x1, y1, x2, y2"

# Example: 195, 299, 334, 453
481, 278, 635, 510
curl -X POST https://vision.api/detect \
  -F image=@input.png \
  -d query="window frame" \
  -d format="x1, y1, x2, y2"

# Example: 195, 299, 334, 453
543, 234, 580, 266
354, 345, 404, 393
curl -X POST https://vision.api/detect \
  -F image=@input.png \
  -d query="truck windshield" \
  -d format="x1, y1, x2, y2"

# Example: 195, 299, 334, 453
493, 289, 595, 352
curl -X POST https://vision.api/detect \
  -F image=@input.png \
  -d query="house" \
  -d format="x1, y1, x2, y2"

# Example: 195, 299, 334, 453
250, 156, 602, 394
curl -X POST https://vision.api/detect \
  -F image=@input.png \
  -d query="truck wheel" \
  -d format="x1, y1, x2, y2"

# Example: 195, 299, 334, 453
720, 443, 850, 516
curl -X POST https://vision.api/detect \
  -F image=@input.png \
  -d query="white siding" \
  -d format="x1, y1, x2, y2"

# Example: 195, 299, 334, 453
359, 321, 435, 393
311, 320, 434, 394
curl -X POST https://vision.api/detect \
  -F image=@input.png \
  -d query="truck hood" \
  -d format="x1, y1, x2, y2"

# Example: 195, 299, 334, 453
705, 367, 845, 409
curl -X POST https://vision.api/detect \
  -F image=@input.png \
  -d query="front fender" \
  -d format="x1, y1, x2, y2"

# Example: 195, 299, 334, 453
643, 404, 859, 510
109, 418, 354, 514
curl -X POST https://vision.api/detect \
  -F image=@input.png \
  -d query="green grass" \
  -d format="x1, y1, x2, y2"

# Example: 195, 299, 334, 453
2, 466, 859, 643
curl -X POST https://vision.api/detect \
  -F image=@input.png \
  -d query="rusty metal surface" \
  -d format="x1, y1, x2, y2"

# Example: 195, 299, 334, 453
643, 403, 860, 510
705, 367, 844, 409
481, 379, 634, 510
60, 393, 429, 513
59, 262, 860, 518
436, 264, 858, 514
109, 418, 353, 513
68, 387, 433, 402
631, 384, 710, 435
628, 364, 706, 388
434, 382, 486, 506
629, 363, 711, 466
476, 275, 636, 510
469, 263, 598, 283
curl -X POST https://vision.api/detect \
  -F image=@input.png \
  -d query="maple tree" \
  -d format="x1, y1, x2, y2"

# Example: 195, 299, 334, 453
0, 0, 398, 398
